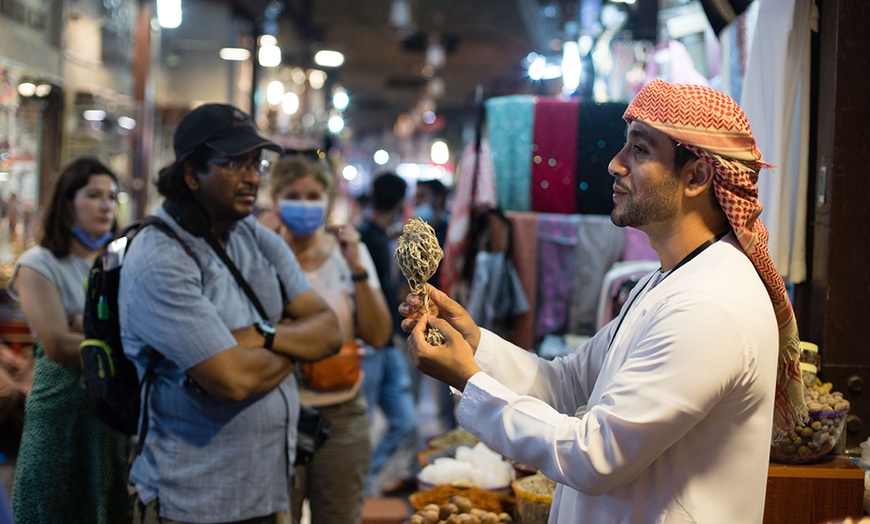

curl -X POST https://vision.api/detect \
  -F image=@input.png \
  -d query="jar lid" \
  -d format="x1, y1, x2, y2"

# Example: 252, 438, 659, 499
799, 341, 819, 353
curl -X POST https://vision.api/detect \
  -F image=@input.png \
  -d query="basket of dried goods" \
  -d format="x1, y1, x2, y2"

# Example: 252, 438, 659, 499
427, 428, 481, 450
408, 485, 515, 522
511, 472, 556, 524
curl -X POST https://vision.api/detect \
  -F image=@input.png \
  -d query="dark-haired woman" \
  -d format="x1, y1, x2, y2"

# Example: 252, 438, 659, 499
6, 157, 133, 523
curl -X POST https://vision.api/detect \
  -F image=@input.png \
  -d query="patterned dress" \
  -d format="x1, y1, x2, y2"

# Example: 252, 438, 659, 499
8, 247, 132, 523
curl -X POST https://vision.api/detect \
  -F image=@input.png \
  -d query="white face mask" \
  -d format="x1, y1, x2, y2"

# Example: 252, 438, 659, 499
414, 203, 436, 223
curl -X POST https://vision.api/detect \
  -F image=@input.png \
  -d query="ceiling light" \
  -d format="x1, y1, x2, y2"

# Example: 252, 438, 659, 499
220, 47, 251, 61
327, 115, 344, 134
427, 77, 445, 99
291, 68, 307, 85
282, 92, 300, 115
561, 40, 581, 95
430, 140, 449, 165
308, 69, 327, 90
17, 82, 36, 97
528, 55, 547, 81
35, 83, 52, 97
258, 44, 281, 67
425, 34, 446, 70
373, 149, 390, 165
314, 50, 345, 68
266, 80, 284, 106
389, 0, 412, 30
157, 0, 182, 29
83, 110, 107, 121
342, 165, 358, 181
118, 116, 137, 130
259, 35, 277, 47
332, 86, 349, 111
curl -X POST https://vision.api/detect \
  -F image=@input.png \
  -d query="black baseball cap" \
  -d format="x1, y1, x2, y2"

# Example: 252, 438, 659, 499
173, 103, 283, 158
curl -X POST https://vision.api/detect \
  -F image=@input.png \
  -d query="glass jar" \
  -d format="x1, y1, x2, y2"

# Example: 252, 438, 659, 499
799, 341, 820, 387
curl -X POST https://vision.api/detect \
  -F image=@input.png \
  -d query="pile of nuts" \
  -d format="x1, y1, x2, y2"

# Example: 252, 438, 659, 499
770, 385, 851, 463
408, 496, 513, 524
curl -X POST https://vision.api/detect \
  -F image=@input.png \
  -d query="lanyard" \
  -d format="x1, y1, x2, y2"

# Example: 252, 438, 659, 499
607, 232, 727, 348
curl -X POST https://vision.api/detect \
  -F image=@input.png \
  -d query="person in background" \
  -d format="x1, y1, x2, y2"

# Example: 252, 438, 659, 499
413, 179, 449, 290
414, 178, 457, 432
260, 152, 392, 523
120, 103, 341, 523
6, 157, 132, 523
358, 172, 419, 496
399, 79, 806, 522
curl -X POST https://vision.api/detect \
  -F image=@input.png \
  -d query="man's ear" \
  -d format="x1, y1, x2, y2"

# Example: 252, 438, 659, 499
683, 159, 715, 198
183, 163, 200, 192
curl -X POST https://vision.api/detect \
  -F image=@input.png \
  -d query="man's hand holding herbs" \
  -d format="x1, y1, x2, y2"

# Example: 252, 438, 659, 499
407, 309, 481, 392
399, 284, 481, 352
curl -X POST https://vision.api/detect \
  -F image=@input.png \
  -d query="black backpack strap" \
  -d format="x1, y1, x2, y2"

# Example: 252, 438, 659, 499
138, 216, 197, 260
128, 216, 198, 455
134, 350, 160, 456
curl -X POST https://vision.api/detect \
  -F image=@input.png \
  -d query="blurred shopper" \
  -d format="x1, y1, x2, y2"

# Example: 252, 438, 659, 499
413, 179, 449, 290
261, 152, 392, 523
6, 157, 132, 523
359, 173, 419, 495
120, 104, 341, 523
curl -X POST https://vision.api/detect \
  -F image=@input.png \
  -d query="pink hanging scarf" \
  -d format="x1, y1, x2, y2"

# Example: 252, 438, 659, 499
623, 79, 805, 440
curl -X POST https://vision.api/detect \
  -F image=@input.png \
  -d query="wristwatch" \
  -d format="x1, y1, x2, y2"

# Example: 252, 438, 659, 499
254, 320, 276, 350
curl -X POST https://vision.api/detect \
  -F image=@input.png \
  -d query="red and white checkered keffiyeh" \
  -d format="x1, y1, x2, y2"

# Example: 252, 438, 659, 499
624, 79, 806, 440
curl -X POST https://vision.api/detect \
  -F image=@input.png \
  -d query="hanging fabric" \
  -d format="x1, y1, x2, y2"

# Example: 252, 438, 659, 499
441, 138, 497, 297
485, 95, 535, 212
533, 214, 582, 342
530, 97, 579, 214
565, 215, 625, 336
575, 100, 629, 215
505, 211, 539, 350
739, 0, 814, 283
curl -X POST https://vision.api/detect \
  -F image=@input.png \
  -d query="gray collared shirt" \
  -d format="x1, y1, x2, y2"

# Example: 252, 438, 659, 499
120, 207, 309, 522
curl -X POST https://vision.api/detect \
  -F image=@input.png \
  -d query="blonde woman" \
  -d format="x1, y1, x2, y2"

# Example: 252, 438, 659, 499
261, 152, 392, 524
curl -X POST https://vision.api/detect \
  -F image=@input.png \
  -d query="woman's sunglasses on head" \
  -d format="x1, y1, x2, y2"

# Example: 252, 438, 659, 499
281, 149, 326, 161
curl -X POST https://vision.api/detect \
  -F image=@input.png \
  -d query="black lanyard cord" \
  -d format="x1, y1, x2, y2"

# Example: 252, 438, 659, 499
607, 232, 727, 348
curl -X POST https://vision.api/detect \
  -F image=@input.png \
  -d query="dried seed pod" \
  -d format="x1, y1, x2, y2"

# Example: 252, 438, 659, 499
395, 218, 445, 345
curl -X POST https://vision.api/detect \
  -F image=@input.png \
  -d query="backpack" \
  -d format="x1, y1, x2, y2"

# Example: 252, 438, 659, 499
79, 217, 195, 438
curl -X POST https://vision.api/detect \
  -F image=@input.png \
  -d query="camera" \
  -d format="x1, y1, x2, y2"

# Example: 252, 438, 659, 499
295, 404, 331, 466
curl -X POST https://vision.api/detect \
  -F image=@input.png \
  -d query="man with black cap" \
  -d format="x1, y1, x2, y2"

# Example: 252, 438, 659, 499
119, 103, 342, 523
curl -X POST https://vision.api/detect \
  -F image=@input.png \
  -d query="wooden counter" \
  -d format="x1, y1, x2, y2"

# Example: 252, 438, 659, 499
764, 456, 865, 523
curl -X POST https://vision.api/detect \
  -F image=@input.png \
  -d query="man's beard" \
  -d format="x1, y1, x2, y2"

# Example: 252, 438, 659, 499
610, 176, 679, 229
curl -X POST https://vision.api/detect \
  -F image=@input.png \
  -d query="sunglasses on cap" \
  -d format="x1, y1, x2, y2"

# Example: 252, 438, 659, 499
281, 148, 326, 161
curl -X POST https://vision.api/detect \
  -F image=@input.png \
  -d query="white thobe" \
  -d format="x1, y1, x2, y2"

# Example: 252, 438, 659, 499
457, 233, 778, 523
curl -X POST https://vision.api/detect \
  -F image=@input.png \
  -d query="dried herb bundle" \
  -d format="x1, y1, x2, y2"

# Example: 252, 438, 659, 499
395, 218, 445, 345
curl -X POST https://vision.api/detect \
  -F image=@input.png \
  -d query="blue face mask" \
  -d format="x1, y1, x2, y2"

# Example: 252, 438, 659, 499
279, 200, 327, 237
414, 203, 436, 223
71, 224, 113, 250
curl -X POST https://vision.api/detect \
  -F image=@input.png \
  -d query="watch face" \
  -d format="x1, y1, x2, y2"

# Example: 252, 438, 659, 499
259, 321, 276, 335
